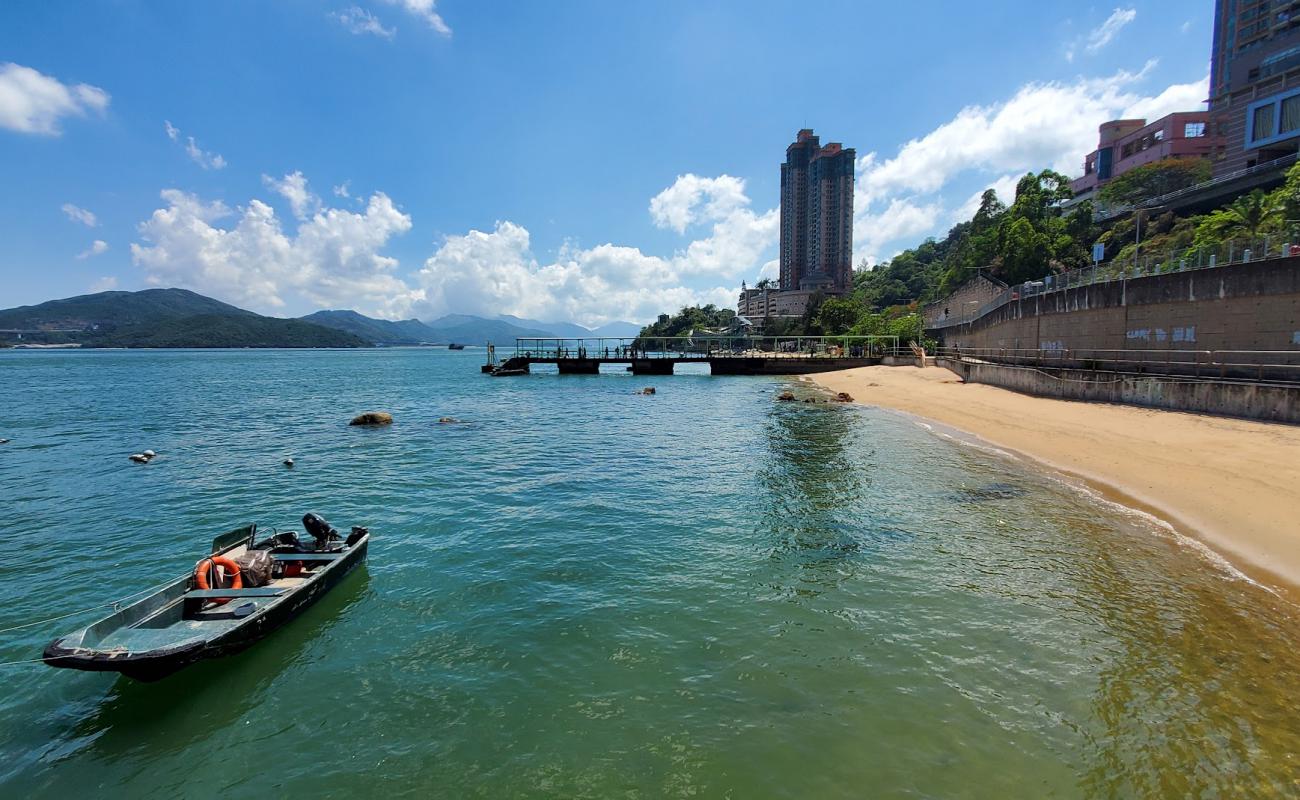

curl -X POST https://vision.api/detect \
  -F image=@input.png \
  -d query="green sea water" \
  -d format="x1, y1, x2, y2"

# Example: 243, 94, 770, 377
0, 348, 1297, 798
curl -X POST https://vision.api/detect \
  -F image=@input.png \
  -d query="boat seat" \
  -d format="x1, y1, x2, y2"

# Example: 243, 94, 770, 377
270, 552, 343, 561
185, 588, 286, 599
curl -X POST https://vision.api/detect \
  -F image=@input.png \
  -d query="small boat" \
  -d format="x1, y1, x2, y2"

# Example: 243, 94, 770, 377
44, 514, 370, 682
447, 343, 465, 350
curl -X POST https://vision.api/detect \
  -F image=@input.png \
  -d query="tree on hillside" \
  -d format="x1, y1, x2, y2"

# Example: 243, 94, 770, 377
1195, 189, 1281, 244
813, 296, 864, 335
1098, 158, 1212, 207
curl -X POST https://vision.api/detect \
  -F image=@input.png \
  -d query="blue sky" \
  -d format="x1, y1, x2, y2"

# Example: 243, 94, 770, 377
2, 1, 1213, 324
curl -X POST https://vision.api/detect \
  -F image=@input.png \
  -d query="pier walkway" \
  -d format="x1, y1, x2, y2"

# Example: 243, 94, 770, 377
484, 336, 899, 376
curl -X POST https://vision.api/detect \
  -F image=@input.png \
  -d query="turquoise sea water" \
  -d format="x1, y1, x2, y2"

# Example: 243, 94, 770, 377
1, 348, 1298, 798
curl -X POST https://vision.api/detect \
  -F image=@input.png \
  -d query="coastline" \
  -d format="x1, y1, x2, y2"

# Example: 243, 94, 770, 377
807, 365, 1300, 595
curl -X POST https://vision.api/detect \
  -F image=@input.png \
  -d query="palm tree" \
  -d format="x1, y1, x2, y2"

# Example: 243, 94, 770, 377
1220, 190, 1281, 240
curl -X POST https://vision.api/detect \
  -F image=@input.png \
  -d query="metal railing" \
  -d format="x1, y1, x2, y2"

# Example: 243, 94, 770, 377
512, 336, 900, 360
1094, 151, 1300, 222
934, 346, 1300, 384
927, 244, 1300, 331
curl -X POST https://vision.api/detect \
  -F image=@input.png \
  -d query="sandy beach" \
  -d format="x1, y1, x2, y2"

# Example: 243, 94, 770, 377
809, 365, 1300, 592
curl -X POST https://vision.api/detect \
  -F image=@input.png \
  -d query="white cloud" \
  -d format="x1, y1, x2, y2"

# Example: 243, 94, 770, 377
331, 6, 396, 39
0, 62, 109, 135
855, 199, 942, 266
130, 182, 417, 316
381, 0, 450, 35
89, 276, 118, 292
62, 203, 98, 227
852, 66, 1209, 265
127, 171, 771, 324
649, 174, 750, 234
1181, 20, 1193, 35
1087, 8, 1137, 54
413, 222, 736, 326
164, 120, 226, 169
262, 171, 320, 220
333, 180, 352, 198
77, 240, 109, 259
409, 172, 779, 325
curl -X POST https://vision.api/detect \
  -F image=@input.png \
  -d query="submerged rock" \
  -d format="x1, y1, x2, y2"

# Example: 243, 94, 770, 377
635, 387, 656, 395
350, 411, 393, 426
438, 417, 461, 424
777, 391, 796, 402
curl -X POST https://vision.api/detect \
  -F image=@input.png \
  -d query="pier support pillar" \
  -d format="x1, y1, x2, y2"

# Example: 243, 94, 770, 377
557, 359, 600, 374
631, 359, 674, 376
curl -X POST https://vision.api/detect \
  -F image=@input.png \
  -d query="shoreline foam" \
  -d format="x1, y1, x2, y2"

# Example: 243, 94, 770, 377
806, 365, 1300, 598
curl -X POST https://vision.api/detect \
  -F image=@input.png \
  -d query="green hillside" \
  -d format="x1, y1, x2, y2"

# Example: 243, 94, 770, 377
0, 289, 367, 348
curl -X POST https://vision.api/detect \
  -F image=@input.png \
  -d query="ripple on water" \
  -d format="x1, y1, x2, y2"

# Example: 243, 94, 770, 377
0, 349, 1298, 798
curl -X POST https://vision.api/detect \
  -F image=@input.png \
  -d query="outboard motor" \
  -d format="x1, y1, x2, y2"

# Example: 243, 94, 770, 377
302, 513, 341, 551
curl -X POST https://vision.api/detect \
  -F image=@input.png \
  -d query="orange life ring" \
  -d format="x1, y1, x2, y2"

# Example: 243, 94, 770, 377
194, 555, 243, 605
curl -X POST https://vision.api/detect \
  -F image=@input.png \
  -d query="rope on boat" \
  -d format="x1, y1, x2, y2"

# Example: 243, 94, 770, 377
0, 575, 185, 635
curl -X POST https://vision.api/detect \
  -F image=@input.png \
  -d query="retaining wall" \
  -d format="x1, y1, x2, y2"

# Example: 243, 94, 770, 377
935, 256, 1300, 353
937, 357, 1300, 424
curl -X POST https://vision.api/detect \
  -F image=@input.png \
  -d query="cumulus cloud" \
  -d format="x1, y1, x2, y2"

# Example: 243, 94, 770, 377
331, 6, 396, 39
0, 63, 109, 135
333, 180, 352, 198
130, 181, 417, 316
853, 65, 1209, 265
413, 222, 736, 326
262, 171, 320, 220
89, 276, 118, 292
77, 240, 109, 259
381, 0, 450, 35
650, 174, 750, 234
62, 203, 98, 227
164, 120, 226, 170
124, 170, 772, 324
410, 173, 779, 324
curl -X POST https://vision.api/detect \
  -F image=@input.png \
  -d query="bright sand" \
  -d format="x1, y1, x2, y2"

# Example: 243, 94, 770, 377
809, 365, 1300, 592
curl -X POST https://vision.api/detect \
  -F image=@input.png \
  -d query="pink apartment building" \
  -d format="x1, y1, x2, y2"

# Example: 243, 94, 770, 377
1070, 112, 1223, 201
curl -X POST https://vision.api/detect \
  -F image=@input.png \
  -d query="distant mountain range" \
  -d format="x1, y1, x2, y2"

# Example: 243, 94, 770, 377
0, 288, 644, 349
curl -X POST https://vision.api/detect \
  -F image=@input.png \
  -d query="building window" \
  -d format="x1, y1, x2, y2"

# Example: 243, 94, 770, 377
1153, 129, 1165, 142
1183, 122, 1206, 138
1253, 104, 1276, 141
1282, 95, 1300, 134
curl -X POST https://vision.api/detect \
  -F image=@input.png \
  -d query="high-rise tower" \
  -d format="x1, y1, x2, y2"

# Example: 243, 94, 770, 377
778, 129, 855, 292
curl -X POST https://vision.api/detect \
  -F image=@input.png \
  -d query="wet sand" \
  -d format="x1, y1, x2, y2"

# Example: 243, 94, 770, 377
808, 365, 1300, 592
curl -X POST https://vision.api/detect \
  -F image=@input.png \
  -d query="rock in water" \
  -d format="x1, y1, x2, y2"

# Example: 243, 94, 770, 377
0, 438, 9, 444
350, 411, 393, 426
142, 449, 156, 458
641, 387, 656, 395
777, 391, 796, 402
284, 458, 295, 467
438, 417, 461, 424
129, 453, 150, 463
834, 392, 854, 403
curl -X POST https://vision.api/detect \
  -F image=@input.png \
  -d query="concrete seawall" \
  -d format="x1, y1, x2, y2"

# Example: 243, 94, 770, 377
937, 357, 1300, 424
935, 256, 1300, 354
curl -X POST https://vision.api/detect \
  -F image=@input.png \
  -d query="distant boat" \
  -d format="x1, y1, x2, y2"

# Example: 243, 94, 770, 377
43, 515, 369, 682
447, 343, 465, 350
